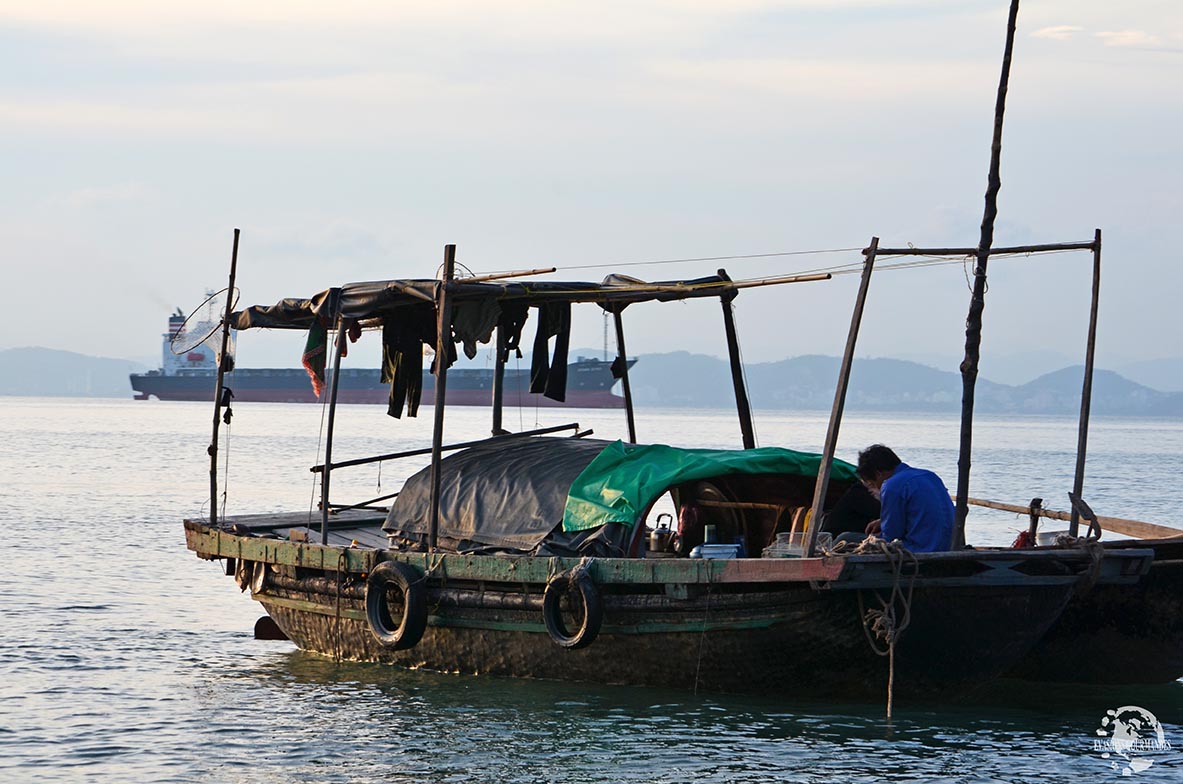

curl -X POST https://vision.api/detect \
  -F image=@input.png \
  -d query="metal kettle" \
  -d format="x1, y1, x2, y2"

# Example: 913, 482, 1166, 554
649, 513, 675, 553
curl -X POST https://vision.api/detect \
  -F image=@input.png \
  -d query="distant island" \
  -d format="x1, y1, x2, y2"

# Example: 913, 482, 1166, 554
626, 352, 1183, 417
2, 345, 1181, 417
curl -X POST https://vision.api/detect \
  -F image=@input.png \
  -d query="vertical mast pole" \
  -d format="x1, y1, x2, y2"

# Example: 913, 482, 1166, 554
612, 307, 637, 443
807, 238, 878, 556
953, 0, 1022, 549
492, 325, 506, 435
428, 244, 457, 550
320, 318, 348, 545
1069, 228, 1102, 537
718, 270, 755, 450
208, 227, 240, 528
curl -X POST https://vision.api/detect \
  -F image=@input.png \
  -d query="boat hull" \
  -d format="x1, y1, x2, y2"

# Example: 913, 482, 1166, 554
258, 580, 1073, 698
1009, 539, 1183, 684
187, 520, 1152, 698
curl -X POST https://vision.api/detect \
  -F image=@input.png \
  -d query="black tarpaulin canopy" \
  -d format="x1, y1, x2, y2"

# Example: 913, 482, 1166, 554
230, 274, 738, 330
382, 436, 631, 556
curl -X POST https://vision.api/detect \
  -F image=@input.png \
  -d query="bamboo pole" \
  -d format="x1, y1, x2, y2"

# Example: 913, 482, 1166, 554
807, 238, 879, 556
874, 241, 1094, 257
587, 272, 831, 298
718, 270, 756, 450
730, 272, 831, 289
428, 244, 457, 551
319, 319, 348, 545
208, 228, 240, 528
311, 422, 582, 473
465, 267, 556, 283
1069, 229, 1102, 537
954, 0, 1022, 550
965, 497, 1183, 540
612, 307, 637, 444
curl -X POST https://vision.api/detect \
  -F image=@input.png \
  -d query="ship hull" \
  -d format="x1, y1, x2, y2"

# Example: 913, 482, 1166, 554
131, 361, 627, 408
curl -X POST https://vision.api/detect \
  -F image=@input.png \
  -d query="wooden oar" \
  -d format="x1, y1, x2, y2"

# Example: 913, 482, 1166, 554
964, 496, 1183, 540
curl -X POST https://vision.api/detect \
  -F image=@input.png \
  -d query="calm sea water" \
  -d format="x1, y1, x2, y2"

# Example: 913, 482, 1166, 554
2, 397, 1181, 783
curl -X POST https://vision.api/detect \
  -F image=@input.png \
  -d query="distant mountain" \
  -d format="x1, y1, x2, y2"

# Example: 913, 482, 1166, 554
0, 347, 145, 397
1012, 367, 1183, 417
628, 353, 1183, 417
1118, 357, 1183, 393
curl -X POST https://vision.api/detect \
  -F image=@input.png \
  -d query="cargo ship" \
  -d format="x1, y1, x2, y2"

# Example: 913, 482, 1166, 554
131, 311, 629, 407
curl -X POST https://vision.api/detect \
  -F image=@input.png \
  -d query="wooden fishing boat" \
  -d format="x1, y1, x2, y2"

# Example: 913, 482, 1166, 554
183, 256, 1154, 701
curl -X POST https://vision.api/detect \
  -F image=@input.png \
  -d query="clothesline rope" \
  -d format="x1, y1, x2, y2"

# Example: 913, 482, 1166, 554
472, 246, 1087, 283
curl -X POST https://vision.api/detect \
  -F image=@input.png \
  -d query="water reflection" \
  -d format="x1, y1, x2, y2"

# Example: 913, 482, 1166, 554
184, 649, 1182, 783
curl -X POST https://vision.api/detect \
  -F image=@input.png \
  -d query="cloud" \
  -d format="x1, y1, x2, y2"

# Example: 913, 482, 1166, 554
1096, 30, 1162, 48
1032, 25, 1083, 41
252, 221, 392, 260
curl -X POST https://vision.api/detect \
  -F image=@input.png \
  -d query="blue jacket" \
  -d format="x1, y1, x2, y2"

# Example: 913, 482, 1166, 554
879, 463, 954, 552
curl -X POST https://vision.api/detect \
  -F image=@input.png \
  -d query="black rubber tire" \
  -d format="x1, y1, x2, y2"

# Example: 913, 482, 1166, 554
365, 561, 427, 650
542, 569, 603, 650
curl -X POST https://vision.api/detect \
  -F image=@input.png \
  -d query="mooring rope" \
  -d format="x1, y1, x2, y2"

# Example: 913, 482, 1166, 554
842, 536, 918, 720
692, 565, 715, 696
1051, 535, 1104, 595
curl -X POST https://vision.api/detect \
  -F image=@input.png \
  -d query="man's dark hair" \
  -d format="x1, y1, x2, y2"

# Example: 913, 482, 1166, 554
857, 444, 901, 480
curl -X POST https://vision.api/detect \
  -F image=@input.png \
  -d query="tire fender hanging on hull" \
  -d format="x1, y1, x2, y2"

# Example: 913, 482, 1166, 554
543, 568, 603, 649
365, 561, 428, 649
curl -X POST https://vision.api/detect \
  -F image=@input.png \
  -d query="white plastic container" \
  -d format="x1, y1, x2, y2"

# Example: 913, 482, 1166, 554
688, 543, 742, 559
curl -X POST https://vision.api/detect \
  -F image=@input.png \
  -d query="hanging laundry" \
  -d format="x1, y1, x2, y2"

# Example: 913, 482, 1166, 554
382, 318, 425, 419
451, 299, 501, 360
610, 354, 628, 380
301, 323, 328, 398
496, 302, 530, 362
529, 302, 571, 402
381, 307, 447, 418
339, 318, 363, 359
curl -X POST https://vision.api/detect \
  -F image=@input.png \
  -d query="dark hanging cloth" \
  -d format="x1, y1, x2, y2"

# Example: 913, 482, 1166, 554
497, 302, 530, 362
381, 320, 422, 419
339, 318, 362, 359
610, 354, 628, 380
529, 302, 571, 402
451, 300, 501, 360
381, 307, 441, 419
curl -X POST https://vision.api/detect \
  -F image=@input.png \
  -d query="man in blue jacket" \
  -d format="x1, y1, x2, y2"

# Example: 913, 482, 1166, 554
857, 444, 954, 553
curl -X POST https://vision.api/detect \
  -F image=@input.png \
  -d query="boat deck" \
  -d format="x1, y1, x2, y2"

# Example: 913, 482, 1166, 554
187, 513, 1155, 592
217, 509, 390, 549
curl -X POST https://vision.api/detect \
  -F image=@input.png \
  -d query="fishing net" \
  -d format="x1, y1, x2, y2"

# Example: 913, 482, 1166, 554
170, 287, 239, 355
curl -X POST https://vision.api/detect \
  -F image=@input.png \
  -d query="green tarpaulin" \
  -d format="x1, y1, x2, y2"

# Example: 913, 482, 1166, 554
562, 440, 858, 532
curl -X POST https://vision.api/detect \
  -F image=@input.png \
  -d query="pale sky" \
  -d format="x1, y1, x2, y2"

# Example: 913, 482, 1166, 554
2, 1, 1179, 372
